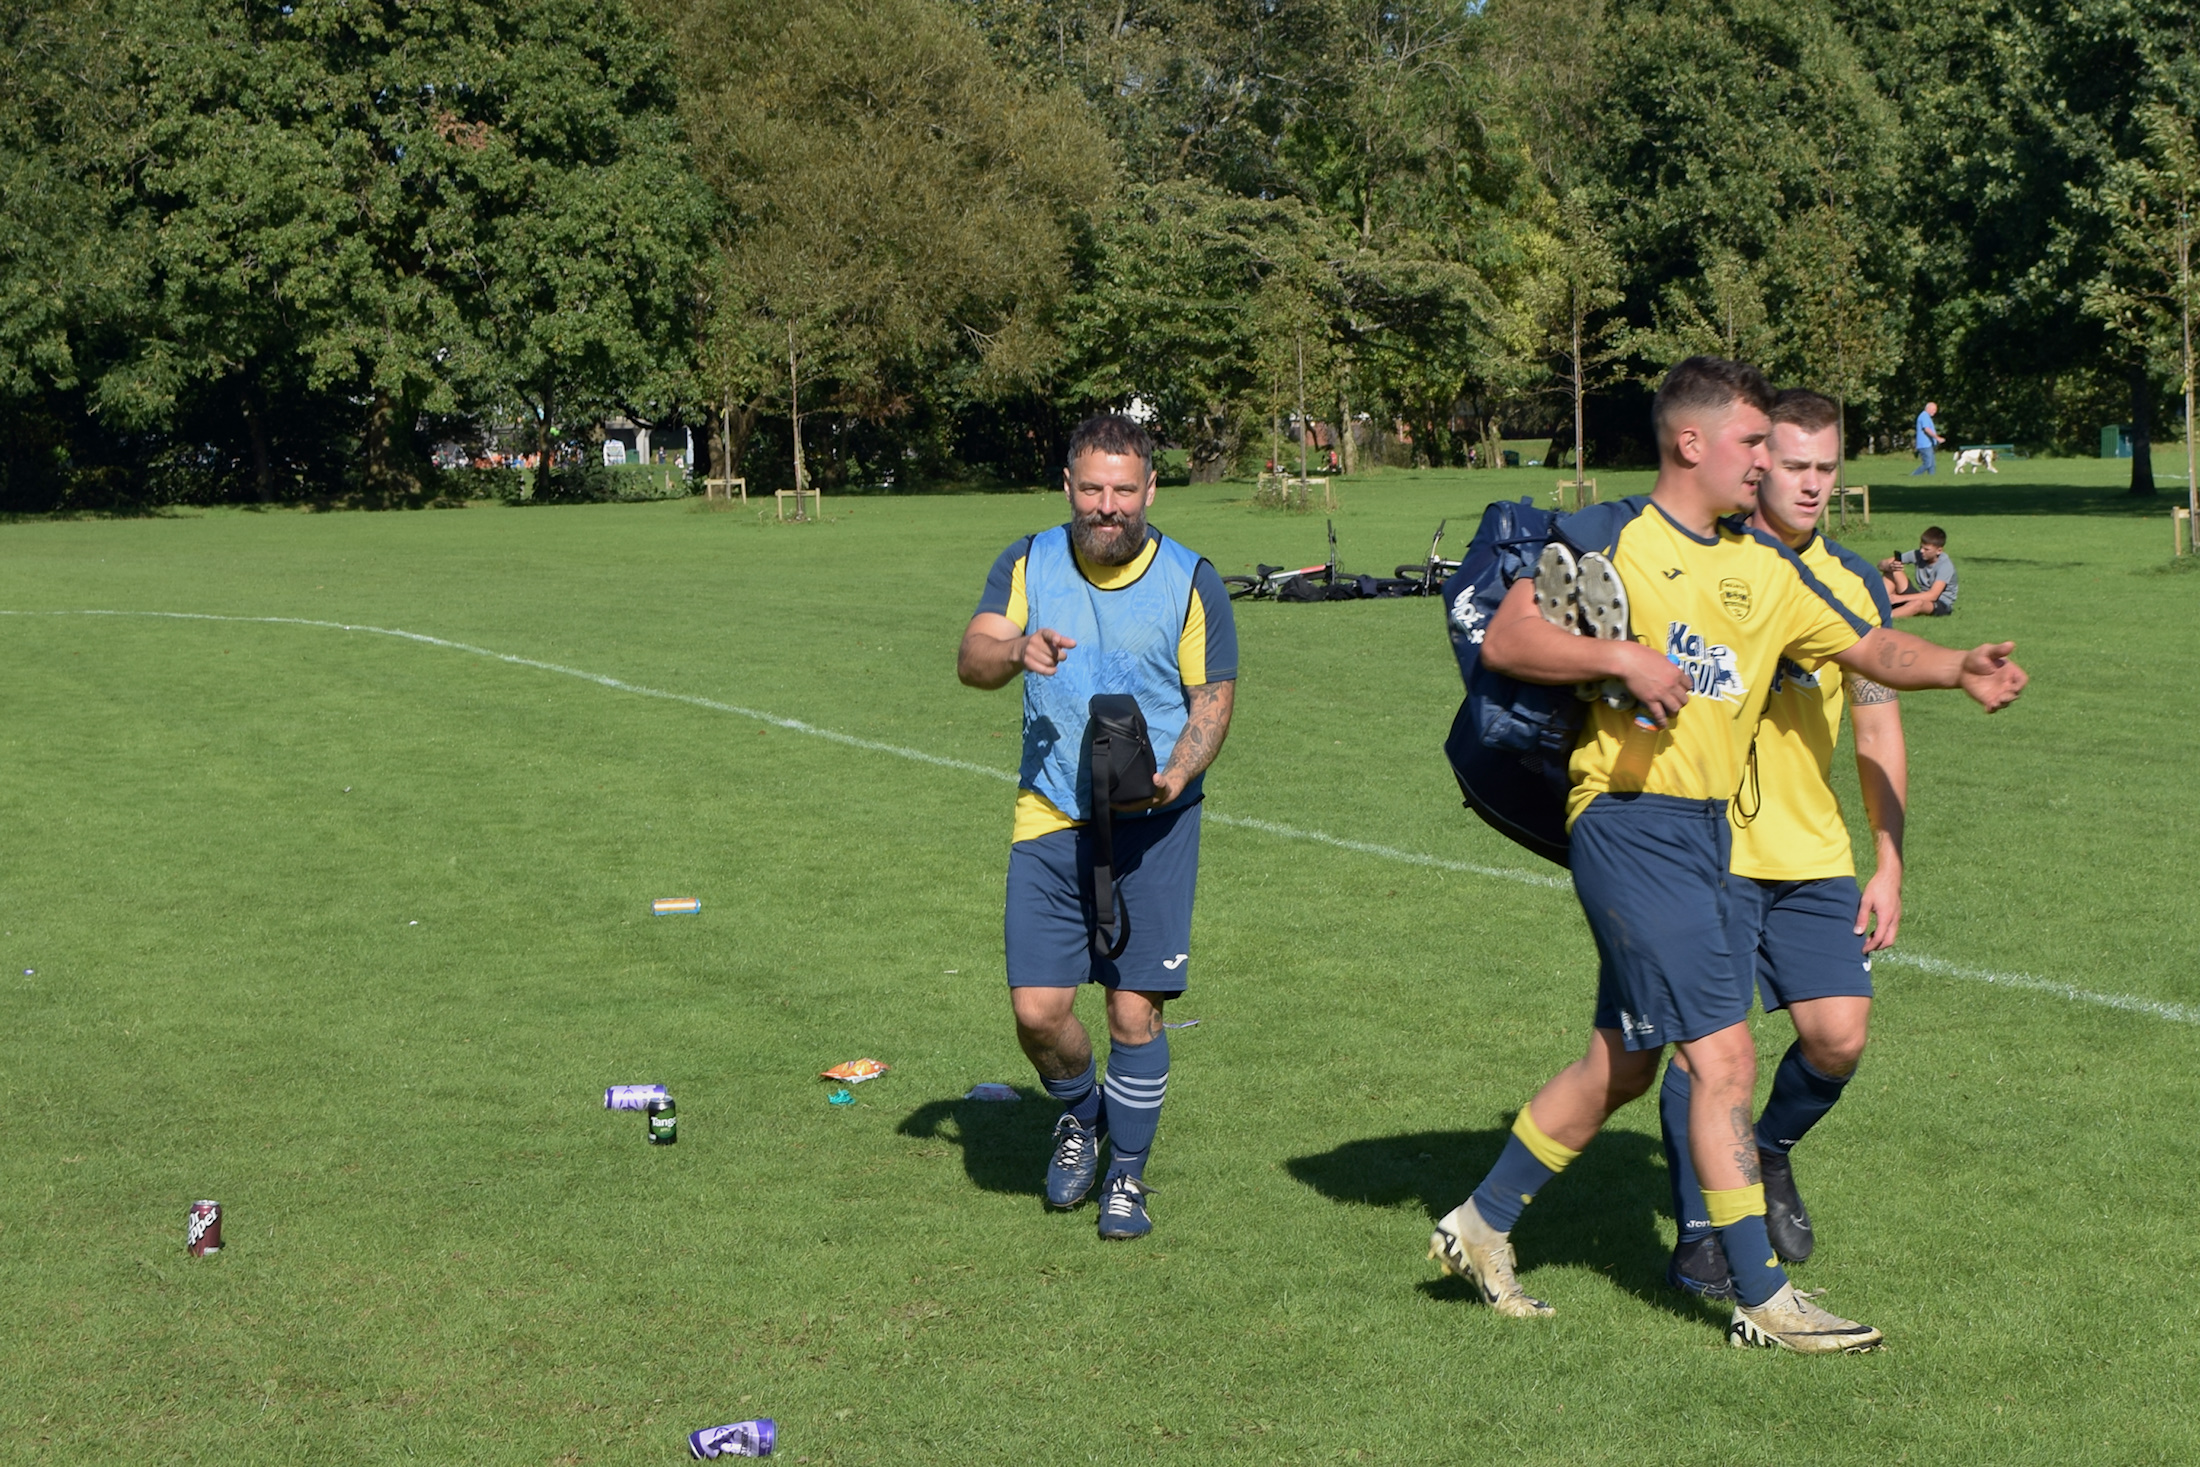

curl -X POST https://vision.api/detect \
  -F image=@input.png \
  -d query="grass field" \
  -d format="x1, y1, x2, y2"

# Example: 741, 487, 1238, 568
3, 456, 2196, 1464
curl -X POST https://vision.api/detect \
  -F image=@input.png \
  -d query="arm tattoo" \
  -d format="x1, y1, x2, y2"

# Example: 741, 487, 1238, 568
1165, 680, 1235, 782
1846, 673, 1898, 706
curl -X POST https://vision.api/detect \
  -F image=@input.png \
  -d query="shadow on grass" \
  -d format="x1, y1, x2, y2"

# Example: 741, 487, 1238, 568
896, 1088, 1056, 1199
1285, 1125, 1720, 1326
1863, 481, 2183, 519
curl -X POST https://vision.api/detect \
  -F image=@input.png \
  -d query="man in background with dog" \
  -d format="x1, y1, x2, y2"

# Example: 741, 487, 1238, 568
1659, 388, 1909, 1302
1880, 527, 1959, 617
1910, 401, 1944, 475
956, 413, 1237, 1241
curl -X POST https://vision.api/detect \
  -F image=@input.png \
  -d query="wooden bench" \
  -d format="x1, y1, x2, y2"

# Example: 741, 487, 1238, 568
1551, 478, 1598, 513
775, 484, 821, 522
1835, 483, 1870, 531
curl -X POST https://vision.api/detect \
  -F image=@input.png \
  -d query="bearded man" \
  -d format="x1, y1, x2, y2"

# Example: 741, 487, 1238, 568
957, 413, 1239, 1240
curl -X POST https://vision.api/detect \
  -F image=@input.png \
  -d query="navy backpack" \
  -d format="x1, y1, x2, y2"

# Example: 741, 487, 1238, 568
1440, 498, 1585, 867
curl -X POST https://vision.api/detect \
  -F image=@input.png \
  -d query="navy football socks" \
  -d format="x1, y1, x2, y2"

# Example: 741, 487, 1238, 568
1710, 1204, 1788, 1307
1469, 1109, 1580, 1233
1101, 1032, 1169, 1180
1041, 1057, 1105, 1132
1755, 1042, 1851, 1156
1659, 1061, 1714, 1247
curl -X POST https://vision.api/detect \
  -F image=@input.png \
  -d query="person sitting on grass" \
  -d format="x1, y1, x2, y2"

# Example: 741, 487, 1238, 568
1878, 527, 1958, 618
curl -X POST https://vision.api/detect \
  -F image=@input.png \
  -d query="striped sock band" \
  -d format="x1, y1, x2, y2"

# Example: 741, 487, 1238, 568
1469, 1106, 1581, 1233
1101, 1032, 1169, 1180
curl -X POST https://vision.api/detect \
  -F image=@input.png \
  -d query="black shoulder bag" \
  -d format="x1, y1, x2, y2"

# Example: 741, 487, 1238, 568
1085, 693, 1158, 959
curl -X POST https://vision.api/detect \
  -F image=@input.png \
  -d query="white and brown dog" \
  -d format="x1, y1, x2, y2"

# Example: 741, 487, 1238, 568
1952, 447, 1997, 474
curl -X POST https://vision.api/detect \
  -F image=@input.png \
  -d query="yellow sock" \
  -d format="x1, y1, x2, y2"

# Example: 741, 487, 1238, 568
1512, 1107, 1582, 1174
1703, 1183, 1767, 1229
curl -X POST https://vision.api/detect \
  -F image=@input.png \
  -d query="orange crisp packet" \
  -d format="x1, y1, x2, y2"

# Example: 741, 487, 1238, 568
821, 1058, 890, 1084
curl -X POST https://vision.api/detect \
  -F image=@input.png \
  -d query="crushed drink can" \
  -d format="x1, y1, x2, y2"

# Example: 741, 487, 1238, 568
647, 1095, 678, 1145
690, 1418, 774, 1458
605, 1084, 669, 1111
187, 1200, 223, 1257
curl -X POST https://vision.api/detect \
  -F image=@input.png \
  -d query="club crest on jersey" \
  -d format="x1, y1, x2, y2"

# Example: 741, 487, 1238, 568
1719, 578, 1753, 621
1665, 621, 1746, 703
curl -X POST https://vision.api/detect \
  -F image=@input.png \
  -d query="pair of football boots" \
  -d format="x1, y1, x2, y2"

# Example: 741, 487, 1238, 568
1531, 543, 1637, 712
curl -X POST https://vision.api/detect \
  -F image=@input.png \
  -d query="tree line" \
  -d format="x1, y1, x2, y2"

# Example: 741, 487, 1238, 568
1, 0, 2193, 511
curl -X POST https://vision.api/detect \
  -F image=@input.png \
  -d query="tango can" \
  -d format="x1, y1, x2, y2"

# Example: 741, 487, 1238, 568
187, 1200, 223, 1257
646, 1095, 678, 1145
652, 897, 702, 916
690, 1418, 774, 1458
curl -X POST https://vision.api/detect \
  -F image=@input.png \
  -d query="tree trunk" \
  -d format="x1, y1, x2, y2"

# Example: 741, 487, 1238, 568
364, 390, 393, 500
2129, 362, 2156, 496
788, 324, 808, 500
241, 375, 273, 503
2184, 211, 2196, 546
535, 388, 556, 500
1338, 383, 1357, 476
1572, 292, 1587, 484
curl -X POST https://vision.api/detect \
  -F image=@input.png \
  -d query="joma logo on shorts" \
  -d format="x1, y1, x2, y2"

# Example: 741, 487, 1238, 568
1664, 622, 1747, 703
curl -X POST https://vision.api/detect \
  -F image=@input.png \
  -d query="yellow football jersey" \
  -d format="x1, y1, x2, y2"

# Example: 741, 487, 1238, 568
1561, 500, 1874, 828
1728, 532, 1894, 880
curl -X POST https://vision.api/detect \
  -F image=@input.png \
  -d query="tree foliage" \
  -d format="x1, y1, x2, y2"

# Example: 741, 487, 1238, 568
2, 0, 2195, 509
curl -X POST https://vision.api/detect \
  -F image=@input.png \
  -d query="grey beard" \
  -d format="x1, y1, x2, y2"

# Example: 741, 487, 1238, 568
1071, 512, 1148, 566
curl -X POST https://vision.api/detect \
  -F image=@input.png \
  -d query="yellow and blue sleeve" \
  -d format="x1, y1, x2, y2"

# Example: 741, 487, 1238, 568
1825, 538, 1895, 626
974, 536, 1033, 630
1177, 560, 1240, 687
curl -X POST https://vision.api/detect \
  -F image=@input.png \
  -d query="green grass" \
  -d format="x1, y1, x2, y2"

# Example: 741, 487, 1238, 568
2, 463, 2196, 1464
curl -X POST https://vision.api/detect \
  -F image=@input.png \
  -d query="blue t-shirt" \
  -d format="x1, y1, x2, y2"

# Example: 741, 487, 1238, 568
1914, 410, 1937, 449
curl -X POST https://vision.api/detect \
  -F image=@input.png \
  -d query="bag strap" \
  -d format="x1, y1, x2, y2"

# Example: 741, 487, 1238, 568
1089, 737, 1132, 959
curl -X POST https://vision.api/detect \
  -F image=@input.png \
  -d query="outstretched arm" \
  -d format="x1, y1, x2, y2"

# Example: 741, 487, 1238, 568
1123, 680, 1235, 810
1480, 579, 1692, 725
1830, 627, 2025, 711
957, 611, 1076, 689
1847, 679, 1908, 952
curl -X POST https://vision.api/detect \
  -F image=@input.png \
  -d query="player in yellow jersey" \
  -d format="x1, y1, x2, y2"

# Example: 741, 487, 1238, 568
1427, 358, 2027, 1352
1661, 389, 1909, 1300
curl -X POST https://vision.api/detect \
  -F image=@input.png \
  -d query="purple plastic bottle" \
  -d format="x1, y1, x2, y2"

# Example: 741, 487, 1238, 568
689, 1418, 775, 1459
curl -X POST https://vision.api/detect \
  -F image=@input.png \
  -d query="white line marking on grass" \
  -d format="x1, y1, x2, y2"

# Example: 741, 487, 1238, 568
1204, 814, 1570, 889
1872, 952, 2200, 1026
7, 607, 2188, 1025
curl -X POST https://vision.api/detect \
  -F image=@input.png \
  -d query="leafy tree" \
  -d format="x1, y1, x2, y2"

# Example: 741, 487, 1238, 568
670, 0, 1108, 491
2078, 96, 2199, 501
0, 0, 704, 506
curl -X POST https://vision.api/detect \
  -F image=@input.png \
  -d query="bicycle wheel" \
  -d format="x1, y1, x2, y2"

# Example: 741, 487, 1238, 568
1221, 575, 1260, 600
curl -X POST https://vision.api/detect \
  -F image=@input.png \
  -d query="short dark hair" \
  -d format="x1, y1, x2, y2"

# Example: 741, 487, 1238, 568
1769, 388, 1840, 435
1920, 525, 1947, 546
1652, 356, 1773, 444
1066, 413, 1154, 477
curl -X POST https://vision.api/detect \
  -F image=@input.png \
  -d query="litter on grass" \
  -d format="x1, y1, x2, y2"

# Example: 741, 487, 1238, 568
821, 1059, 889, 1083
964, 1083, 1020, 1101
653, 897, 703, 916
605, 1084, 669, 1110
827, 1089, 854, 1106
689, 1417, 775, 1458
1163, 1019, 1201, 1030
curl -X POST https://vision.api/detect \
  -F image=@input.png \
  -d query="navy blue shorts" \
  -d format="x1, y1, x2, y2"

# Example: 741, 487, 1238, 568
1733, 875, 1876, 1012
1577, 793, 1751, 1050
1004, 803, 1200, 993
